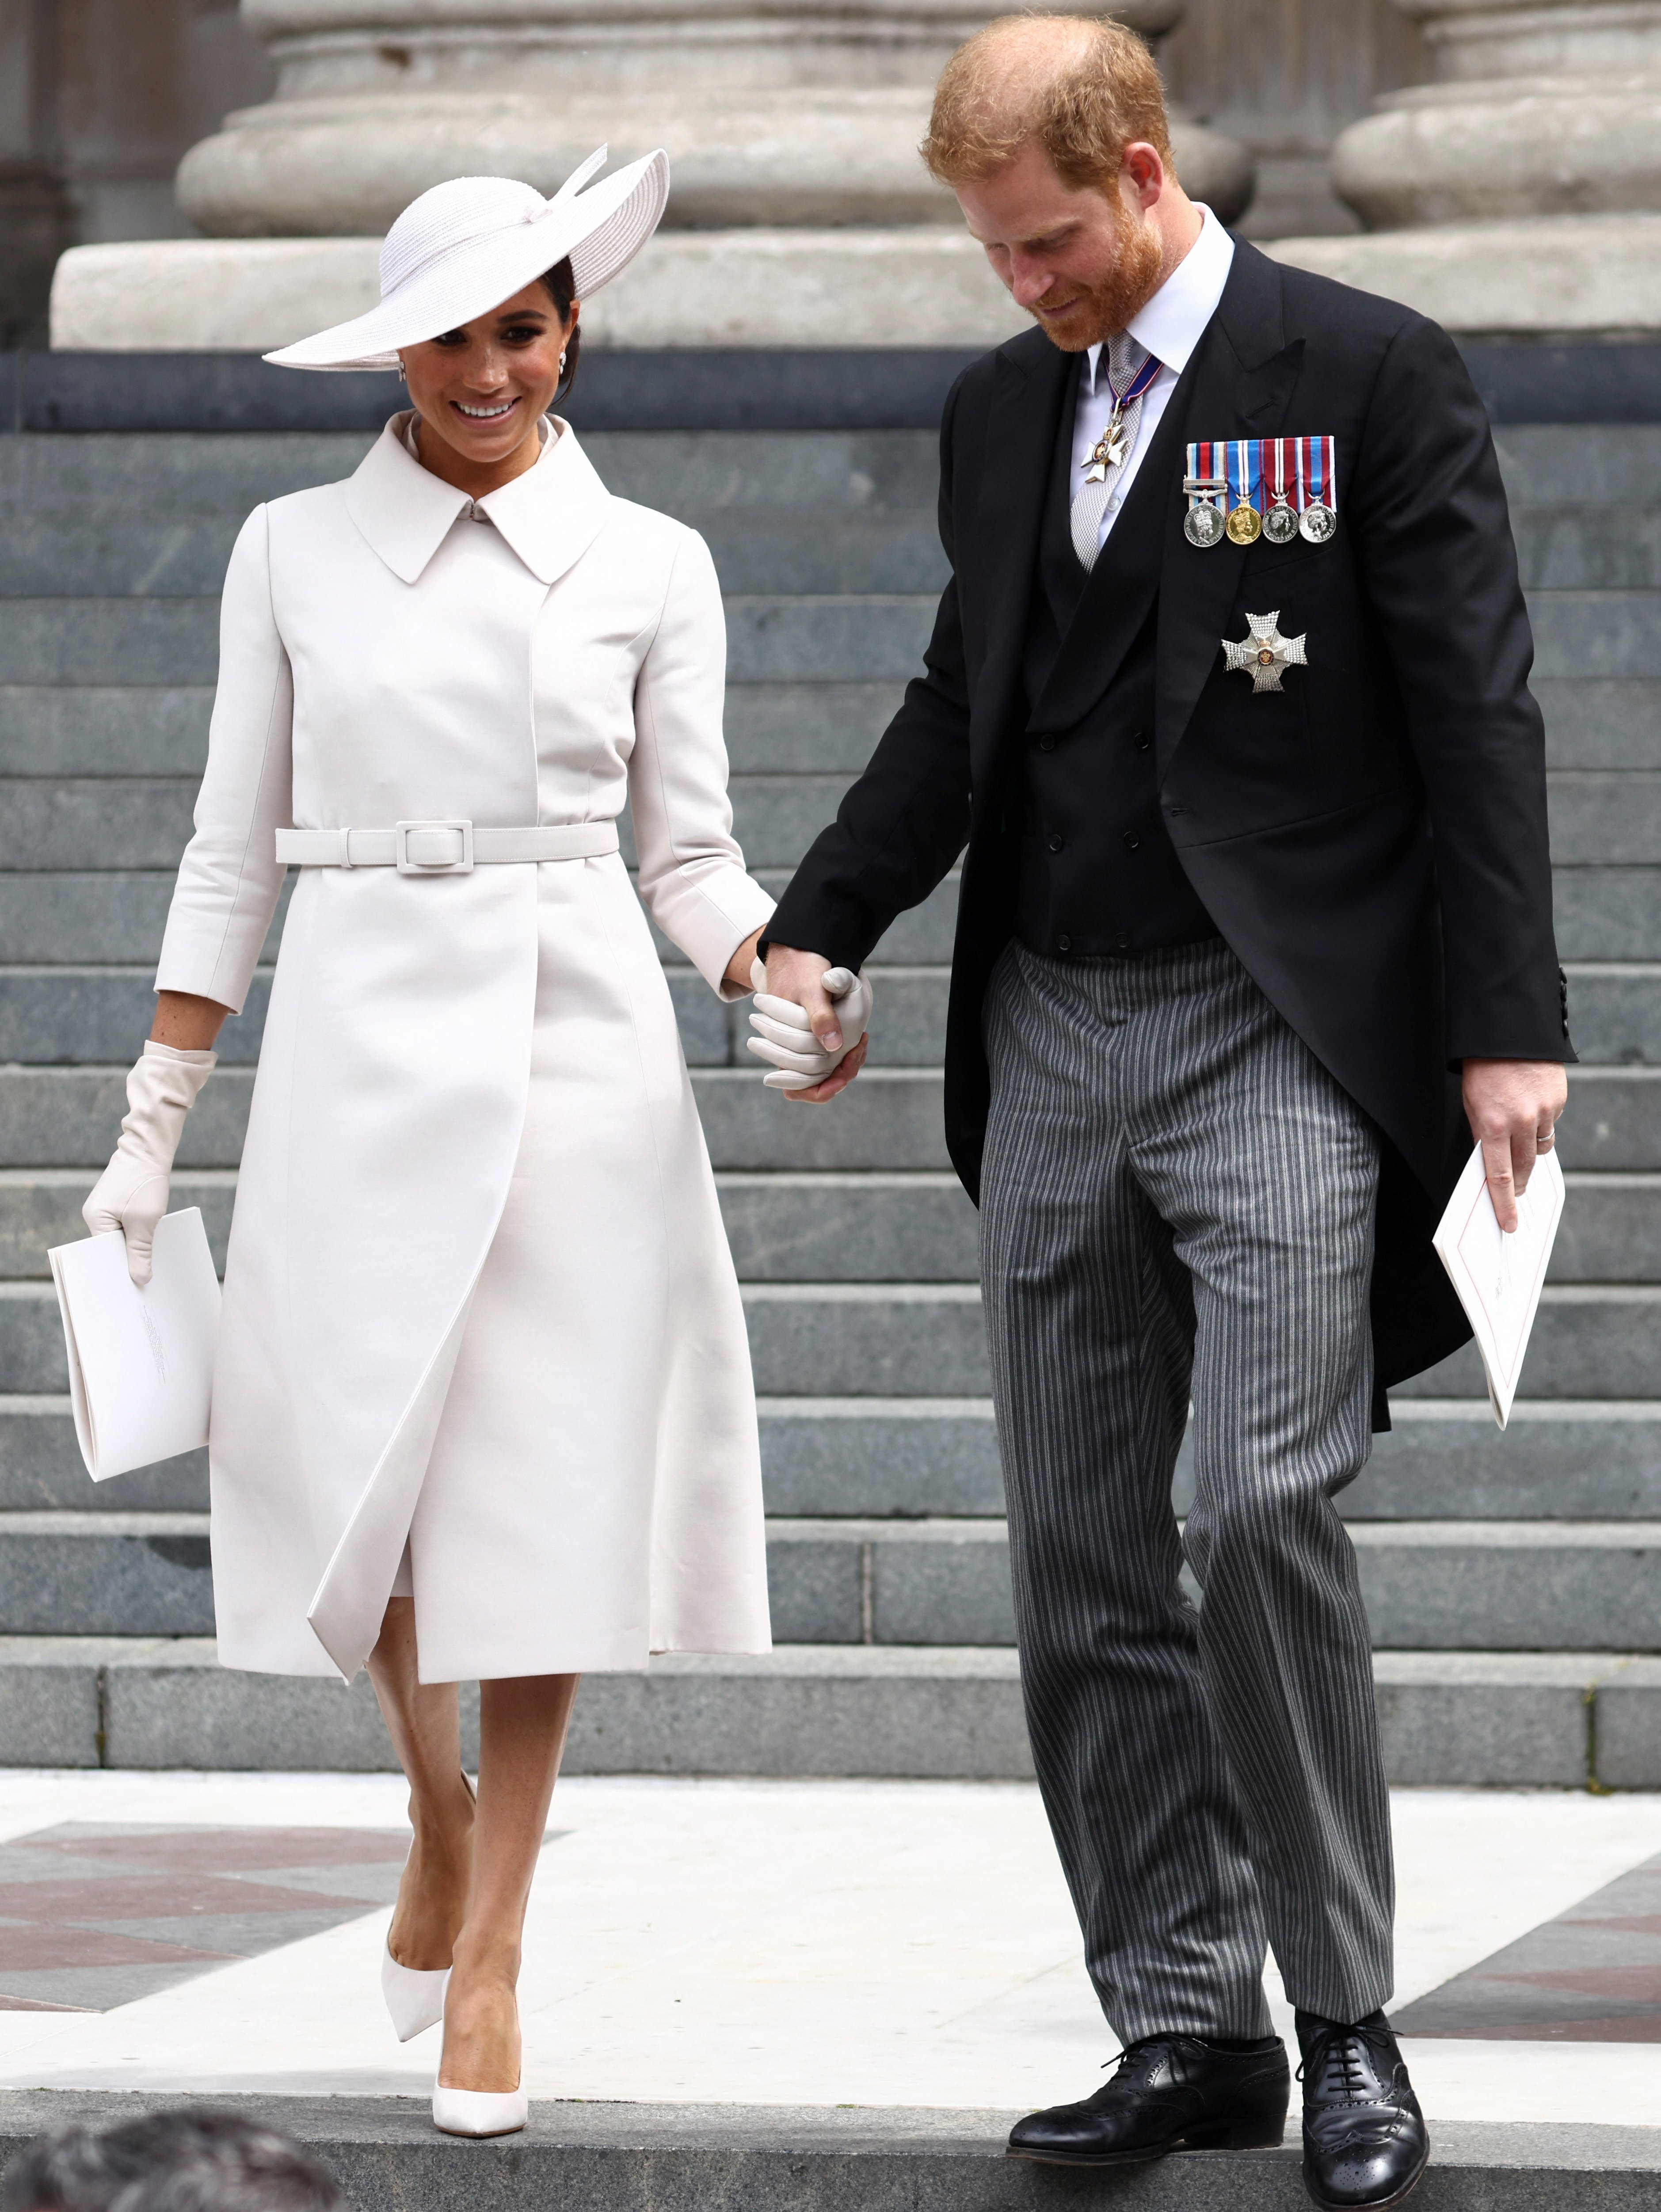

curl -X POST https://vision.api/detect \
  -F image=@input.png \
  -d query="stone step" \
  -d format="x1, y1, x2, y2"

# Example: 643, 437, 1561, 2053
1554, 867, 1661, 959
8, 587, 1650, 692
0, 507, 951, 602
0, 766, 1649, 884
4, 1275, 1659, 1398
0, 954, 1652, 1072
7, 1391, 1661, 1525
0, 1066, 960, 1169
0, 1631, 1657, 1787
1512, 508, 1661, 591
12, 498, 1658, 601
5, 1062, 1659, 1174
0, 963, 733, 1070
4, 675, 1656, 782
0, 962, 949, 1072
0, 2098, 1656, 2212
1495, 421, 1661, 509
1529, 591, 1661, 682
2, 1166, 1657, 1287
1395, 1286, 1661, 1400
8, 1507, 1660, 1653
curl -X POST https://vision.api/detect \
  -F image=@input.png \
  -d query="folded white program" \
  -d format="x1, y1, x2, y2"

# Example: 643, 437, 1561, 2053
48, 1208, 221, 1480
1432, 1142, 1566, 1429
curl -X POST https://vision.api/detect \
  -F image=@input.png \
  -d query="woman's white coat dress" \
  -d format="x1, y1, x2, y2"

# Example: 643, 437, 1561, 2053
156, 413, 777, 1685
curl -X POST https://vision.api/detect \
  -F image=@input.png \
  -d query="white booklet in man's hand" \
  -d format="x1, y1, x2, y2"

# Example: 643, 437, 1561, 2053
48, 1209, 221, 1480
1432, 1142, 1565, 1429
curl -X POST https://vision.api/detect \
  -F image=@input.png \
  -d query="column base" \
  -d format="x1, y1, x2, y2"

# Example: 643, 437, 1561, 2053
50, 228, 1030, 354
1267, 213, 1661, 340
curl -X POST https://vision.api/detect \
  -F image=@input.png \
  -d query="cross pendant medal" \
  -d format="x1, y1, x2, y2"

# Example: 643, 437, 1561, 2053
1084, 407, 1130, 486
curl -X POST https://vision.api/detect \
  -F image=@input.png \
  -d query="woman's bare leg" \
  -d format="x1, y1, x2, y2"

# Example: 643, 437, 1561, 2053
438, 1672, 580, 2092
366, 1597, 476, 1972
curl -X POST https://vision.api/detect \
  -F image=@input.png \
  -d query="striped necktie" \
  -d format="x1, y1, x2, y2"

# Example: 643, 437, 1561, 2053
1071, 331, 1156, 573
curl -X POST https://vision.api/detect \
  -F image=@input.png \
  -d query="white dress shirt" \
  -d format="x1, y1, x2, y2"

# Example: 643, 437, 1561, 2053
1069, 205, 1236, 553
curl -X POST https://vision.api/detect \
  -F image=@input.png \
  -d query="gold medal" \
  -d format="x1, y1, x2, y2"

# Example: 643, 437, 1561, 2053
1225, 502, 1262, 546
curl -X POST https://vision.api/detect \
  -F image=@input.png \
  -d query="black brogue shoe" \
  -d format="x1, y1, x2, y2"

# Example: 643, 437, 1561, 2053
1007, 2034, 1290, 2168
1296, 2010, 1429, 2211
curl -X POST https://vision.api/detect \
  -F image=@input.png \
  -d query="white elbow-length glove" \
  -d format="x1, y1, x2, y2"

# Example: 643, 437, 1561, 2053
83, 1041, 217, 1287
746, 959, 874, 1091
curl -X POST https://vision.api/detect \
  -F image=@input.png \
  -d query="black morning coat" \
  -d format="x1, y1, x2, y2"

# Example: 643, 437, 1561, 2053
764, 235, 1573, 1416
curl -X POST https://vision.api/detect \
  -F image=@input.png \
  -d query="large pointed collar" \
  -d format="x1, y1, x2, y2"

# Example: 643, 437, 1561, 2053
345, 411, 613, 587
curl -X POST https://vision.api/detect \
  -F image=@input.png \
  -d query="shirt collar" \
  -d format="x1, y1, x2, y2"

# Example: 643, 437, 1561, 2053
347, 409, 613, 587
1084, 203, 1236, 393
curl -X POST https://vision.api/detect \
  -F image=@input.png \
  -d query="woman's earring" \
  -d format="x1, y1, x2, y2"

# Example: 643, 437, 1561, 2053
558, 350, 568, 373
396, 359, 407, 383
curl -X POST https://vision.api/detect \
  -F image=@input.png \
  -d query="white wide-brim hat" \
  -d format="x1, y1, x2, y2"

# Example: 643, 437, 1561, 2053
264, 145, 669, 373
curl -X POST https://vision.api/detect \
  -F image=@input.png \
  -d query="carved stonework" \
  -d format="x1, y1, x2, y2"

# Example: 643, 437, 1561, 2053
1269, 0, 1661, 335
173, 0, 1250, 238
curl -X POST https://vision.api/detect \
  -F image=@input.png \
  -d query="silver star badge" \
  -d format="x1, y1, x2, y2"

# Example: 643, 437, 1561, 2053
1222, 610, 1307, 694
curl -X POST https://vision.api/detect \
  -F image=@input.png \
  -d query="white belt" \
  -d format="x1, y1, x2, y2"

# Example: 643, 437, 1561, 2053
274, 819, 620, 875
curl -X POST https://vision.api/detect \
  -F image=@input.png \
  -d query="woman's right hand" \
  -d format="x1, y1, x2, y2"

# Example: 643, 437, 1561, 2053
83, 1043, 218, 1286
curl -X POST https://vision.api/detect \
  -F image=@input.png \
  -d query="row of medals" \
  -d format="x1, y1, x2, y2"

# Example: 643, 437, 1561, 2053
1182, 478, 1336, 551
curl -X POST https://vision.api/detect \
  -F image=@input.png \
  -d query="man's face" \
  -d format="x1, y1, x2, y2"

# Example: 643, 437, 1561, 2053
955, 139, 1165, 350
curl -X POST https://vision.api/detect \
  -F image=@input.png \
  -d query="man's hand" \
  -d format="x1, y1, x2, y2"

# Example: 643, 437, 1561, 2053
762, 945, 869, 1104
1462, 1058, 1568, 1232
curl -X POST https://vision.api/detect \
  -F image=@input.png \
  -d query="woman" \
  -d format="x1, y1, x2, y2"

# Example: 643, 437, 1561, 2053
80, 149, 779, 2138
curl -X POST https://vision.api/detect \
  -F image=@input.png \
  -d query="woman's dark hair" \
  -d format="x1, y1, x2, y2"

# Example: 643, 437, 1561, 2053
541, 256, 580, 403
0, 2109, 344, 2212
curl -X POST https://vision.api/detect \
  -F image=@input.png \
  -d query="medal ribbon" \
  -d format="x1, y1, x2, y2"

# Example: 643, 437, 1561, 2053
1107, 348, 1162, 411
1227, 439, 1261, 516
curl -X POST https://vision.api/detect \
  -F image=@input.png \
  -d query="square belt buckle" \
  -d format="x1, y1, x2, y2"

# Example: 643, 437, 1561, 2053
395, 819, 474, 875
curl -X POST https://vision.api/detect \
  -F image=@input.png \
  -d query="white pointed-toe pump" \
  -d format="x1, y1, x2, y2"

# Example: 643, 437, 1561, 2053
381, 1943, 450, 2042
430, 2081, 529, 2138
383, 1770, 475, 2041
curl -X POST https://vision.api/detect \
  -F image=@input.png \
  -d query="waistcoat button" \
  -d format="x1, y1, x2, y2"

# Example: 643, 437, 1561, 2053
1056, 934, 1072, 952
1038, 735, 1056, 753
1132, 731, 1151, 752
1122, 830, 1142, 851
1048, 834, 1064, 853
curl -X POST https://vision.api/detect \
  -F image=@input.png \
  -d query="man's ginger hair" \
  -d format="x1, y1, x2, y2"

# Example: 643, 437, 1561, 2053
922, 14, 1174, 195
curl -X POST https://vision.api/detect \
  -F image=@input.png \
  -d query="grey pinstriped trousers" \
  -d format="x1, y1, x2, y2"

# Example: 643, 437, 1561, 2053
980, 937, 1392, 2044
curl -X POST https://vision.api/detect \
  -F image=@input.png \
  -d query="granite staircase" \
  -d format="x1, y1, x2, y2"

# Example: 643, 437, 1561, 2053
0, 395, 1657, 1781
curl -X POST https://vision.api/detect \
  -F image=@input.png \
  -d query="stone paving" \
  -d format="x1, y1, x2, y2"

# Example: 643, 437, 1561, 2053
0, 1771, 1657, 2130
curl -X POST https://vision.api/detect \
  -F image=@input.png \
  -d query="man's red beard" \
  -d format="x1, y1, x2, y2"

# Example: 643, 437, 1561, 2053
1028, 193, 1165, 351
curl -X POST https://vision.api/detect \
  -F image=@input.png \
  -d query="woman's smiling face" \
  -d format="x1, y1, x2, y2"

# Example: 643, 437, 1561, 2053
398, 281, 577, 488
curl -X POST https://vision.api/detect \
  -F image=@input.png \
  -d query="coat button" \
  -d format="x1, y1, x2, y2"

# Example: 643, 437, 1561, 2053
1048, 834, 1064, 853
1056, 934, 1072, 952
1038, 735, 1056, 753
1132, 731, 1150, 752
1115, 933, 1130, 951
1122, 831, 1142, 851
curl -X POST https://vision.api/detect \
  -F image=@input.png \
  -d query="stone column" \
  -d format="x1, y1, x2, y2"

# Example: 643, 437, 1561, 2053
51, 0, 1254, 350
1267, 0, 1661, 334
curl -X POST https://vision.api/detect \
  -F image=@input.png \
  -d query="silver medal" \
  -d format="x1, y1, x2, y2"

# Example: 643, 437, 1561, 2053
1299, 499, 1337, 544
1262, 500, 1299, 545
1185, 502, 1226, 548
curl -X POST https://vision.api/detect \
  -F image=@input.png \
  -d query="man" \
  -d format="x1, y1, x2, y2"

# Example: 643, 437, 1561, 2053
760, 16, 1569, 2211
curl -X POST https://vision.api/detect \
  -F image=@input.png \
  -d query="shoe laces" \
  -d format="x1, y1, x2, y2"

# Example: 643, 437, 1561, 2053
1297, 2022, 1389, 2102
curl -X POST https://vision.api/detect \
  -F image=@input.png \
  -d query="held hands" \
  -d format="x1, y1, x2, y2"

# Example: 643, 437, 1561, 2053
747, 952, 872, 1102
1461, 1057, 1569, 1234
83, 1042, 217, 1286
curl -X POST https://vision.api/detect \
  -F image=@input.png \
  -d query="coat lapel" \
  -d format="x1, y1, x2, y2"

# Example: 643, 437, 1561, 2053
345, 412, 613, 589
1154, 242, 1306, 774
966, 334, 1073, 785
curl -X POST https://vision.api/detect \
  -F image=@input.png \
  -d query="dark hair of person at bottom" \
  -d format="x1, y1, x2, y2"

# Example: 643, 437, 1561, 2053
0, 2108, 344, 2212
